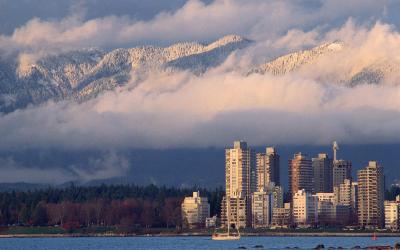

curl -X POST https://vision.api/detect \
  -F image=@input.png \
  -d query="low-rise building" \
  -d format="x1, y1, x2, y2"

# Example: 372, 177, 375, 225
315, 192, 351, 226
221, 196, 248, 229
315, 193, 336, 225
251, 188, 273, 228
272, 203, 292, 228
181, 191, 210, 228
292, 189, 318, 226
205, 215, 217, 228
384, 196, 400, 230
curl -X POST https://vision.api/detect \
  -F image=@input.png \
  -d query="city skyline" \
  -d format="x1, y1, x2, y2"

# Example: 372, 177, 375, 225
220, 140, 391, 230
2, 0, 400, 246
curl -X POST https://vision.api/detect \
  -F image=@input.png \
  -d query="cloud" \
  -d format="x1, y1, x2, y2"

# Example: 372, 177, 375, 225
1, 0, 400, 183
0, 157, 74, 184
69, 151, 130, 182
0, 0, 395, 56
2, 26, 400, 150
0, 152, 130, 184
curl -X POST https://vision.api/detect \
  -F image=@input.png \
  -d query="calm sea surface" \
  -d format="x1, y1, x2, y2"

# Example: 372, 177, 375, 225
1, 236, 399, 250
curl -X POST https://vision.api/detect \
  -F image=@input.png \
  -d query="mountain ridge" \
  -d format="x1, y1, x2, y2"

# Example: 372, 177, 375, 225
1, 36, 400, 113
0, 35, 251, 113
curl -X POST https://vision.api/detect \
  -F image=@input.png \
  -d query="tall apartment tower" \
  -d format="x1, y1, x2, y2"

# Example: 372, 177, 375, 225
224, 140, 256, 228
225, 140, 256, 198
333, 160, 352, 188
312, 153, 333, 193
351, 181, 359, 224
357, 161, 385, 228
289, 153, 313, 199
256, 147, 280, 190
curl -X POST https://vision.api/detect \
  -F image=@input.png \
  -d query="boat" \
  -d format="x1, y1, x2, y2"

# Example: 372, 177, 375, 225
212, 232, 241, 240
212, 194, 241, 240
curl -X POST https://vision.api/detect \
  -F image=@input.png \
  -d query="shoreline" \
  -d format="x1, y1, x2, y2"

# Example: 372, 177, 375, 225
1, 232, 400, 238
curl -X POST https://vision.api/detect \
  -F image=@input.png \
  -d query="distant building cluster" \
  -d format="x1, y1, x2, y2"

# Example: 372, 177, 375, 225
181, 140, 398, 230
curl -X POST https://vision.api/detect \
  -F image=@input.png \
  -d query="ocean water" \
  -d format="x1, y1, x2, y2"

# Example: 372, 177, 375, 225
1, 236, 399, 250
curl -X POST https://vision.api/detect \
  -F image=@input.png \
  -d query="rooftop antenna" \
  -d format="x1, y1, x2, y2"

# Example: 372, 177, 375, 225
333, 141, 339, 162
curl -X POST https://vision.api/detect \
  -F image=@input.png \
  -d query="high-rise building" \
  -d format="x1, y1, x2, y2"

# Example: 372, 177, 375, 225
351, 181, 359, 224
333, 160, 352, 188
289, 153, 313, 199
357, 161, 385, 228
224, 140, 256, 228
338, 179, 352, 206
292, 189, 318, 226
312, 153, 333, 193
225, 140, 256, 198
181, 191, 210, 228
251, 188, 273, 228
256, 147, 280, 190
384, 197, 400, 230
272, 185, 284, 209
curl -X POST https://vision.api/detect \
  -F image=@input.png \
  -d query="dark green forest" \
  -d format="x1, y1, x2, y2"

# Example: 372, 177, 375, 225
0, 184, 224, 231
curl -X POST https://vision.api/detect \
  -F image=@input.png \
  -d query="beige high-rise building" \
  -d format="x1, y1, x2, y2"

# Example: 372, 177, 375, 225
338, 179, 352, 206
257, 147, 280, 189
312, 153, 333, 193
292, 189, 318, 226
224, 140, 256, 228
225, 141, 256, 198
181, 191, 210, 228
357, 161, 385, 228
333, 160, 352, 188
289, 153, 313, 199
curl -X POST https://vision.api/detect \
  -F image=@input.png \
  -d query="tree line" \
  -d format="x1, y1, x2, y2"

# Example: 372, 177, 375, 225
0, 184, 224, 231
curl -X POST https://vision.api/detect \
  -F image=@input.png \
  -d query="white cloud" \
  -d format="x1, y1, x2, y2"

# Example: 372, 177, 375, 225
0, 0, 394, 56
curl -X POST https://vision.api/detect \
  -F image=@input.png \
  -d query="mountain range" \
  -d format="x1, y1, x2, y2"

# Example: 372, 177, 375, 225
1, 35, 400, 113
0, 35, 250, 113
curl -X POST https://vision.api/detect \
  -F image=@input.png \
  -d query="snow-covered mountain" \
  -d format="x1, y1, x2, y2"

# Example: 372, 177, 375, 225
251, 41, 344, 75
250, 41, 400, 86
0, 35, 251, 113
1, 36, 400, 113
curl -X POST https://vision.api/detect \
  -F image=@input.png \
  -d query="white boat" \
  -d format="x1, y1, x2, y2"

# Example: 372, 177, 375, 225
212, 232, 240, 240
212, 194, 241, 240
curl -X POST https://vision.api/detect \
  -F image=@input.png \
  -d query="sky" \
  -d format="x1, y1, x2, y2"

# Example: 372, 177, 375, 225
1, 0, 400, 184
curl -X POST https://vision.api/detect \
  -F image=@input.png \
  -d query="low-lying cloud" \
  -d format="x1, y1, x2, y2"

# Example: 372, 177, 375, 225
0, 152, 130, 184
2, 20, 400, 150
